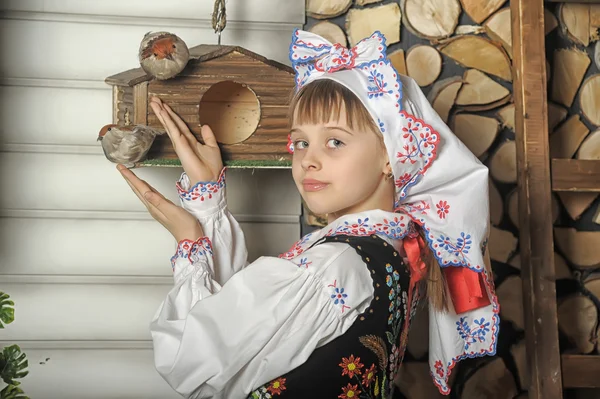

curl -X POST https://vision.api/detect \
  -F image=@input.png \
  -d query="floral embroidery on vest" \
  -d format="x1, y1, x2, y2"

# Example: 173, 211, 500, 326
250, 378, 287, 398
334, 237, 419, 398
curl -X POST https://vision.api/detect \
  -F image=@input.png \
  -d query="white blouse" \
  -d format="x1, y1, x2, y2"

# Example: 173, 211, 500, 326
150, 169, 384, 398
150, 166, 499, 398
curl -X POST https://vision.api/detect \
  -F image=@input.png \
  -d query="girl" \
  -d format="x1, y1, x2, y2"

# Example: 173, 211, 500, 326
118, 29, 499, 399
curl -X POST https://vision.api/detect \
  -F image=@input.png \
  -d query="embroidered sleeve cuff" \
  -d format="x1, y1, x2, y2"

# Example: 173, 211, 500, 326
176, 168, 226, 214
170, 236, 214, 273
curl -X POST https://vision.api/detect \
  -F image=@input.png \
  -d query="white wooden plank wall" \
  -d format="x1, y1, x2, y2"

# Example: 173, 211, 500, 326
0, 1, 304, 397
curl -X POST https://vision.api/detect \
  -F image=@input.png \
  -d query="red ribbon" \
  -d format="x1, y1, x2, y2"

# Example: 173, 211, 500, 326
402, 236, 491, 314
403, 235, 427, 281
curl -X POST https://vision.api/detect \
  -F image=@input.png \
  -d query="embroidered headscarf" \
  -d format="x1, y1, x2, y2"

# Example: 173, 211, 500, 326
287, 29, 499, 394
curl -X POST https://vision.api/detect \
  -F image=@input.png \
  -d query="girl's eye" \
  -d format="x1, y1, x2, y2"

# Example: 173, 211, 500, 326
294, 140, 308, 150
326, 139, 344, 149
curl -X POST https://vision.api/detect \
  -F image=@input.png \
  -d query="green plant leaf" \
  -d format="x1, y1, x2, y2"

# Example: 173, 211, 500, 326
0, 292, 15, 328
0, 384, 30, 399
0, 345, 29, 386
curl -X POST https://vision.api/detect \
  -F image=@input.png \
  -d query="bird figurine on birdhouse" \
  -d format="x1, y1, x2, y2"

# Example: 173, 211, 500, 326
139, 31, 190, 80
97, 124, 166, 168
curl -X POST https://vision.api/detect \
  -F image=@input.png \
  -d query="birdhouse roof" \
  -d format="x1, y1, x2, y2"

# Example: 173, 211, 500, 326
105, 44, 295, 87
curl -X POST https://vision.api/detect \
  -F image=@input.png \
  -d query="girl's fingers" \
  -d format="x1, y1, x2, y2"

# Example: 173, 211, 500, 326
150, 101, 165, 124
150, 102, 170, 137
163, 103, 200, 147
117, 165, 166, 220
150, 100, 206, 169
159, 108, 186, 142
150, 100, 181, 141
118, 165, 147, 200
200, 125, 218, 148
150, 102, 188, 152
143, 190, 176, 214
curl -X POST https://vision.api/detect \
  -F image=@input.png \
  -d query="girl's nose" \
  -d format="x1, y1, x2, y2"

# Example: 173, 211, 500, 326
301, 147, 322, 171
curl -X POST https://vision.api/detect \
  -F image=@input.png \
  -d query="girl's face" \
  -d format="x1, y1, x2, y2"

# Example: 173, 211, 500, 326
291, 106, 394, 221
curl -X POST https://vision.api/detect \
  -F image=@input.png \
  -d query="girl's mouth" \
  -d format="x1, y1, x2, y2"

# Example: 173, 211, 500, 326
303, 183, 329, 192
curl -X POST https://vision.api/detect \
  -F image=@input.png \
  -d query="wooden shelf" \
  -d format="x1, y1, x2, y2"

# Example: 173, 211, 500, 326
561, 355, 600, 388
551, 159, 600, 192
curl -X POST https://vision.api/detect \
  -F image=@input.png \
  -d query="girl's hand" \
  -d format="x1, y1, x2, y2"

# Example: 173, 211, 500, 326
117, 164, 204, 243
150, 96, 224, 185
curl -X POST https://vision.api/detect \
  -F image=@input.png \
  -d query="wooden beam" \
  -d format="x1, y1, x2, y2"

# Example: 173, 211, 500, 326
561, 355, 600, 388
551, 159, 600, 192
510, 0, 563, 398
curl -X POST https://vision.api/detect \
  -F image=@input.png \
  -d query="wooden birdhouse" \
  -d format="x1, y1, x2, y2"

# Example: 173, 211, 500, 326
104, 45, 296, 168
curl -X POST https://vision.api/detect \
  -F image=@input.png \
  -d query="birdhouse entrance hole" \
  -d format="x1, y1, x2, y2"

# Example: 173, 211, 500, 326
198, 81, 260, 144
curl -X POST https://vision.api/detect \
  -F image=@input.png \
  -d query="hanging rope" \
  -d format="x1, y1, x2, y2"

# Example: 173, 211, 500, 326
212, 0, 227, 45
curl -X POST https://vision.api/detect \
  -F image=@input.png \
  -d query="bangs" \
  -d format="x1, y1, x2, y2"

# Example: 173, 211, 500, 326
288, 79, 379, 134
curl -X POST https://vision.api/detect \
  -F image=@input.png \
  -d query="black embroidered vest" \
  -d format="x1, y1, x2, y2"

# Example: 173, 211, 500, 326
249, 234, 420, 399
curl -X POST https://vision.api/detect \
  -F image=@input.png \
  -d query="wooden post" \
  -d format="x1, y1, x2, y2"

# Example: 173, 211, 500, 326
510, 0, 563, 398
133, 81, 149, 125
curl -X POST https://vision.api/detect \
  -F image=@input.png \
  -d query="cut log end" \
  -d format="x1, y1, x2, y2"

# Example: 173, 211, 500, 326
551, 48, 591, 108
550, 114, 590, 159
557, 191, 599, 221
489, 179, 503, 226
456, 69, 510, 111
439, 35, 512, 82
307, 0, 352, 19
388, 49, 407, 76
402, 0, 461, 40
579, 75, 600, 127
484, 8, 513, 58
559, 3, 592, 47
427, 76, 463, 123
346, 3, 401, 47
308, 21, 347, 47
459, 0, 507, 25
451, 113, 499, 158
496, 103, 515, 132
554, 227, 600, 268
558, 294, 599, 354
577, 129, 600, 160
406, 45, 442, 87
461, 357, 518, 399
489, 226, 518, 263
496, 275, 524, 330
548, 102, 569, 132
490, 140, 517, 183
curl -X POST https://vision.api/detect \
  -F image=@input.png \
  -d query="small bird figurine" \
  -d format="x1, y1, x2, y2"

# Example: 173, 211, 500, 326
97, 124, 165, 168
139, 31, 190, 80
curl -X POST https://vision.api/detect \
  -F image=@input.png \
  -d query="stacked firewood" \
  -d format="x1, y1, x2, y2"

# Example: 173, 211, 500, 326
304, 1, 600, 398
